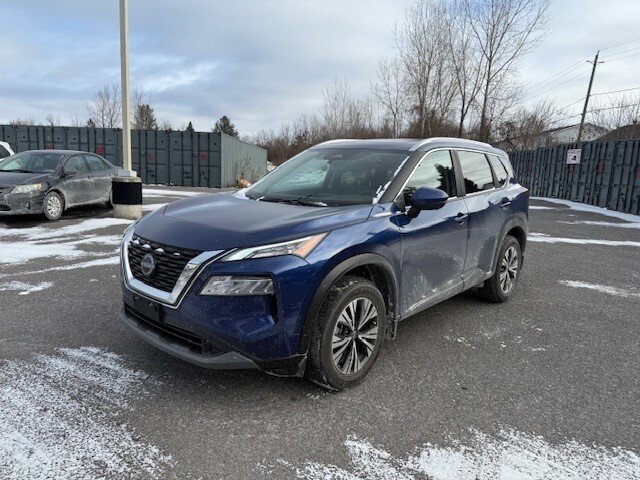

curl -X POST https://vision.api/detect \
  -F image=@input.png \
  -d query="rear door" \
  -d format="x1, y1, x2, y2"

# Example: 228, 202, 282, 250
396, 149, 469, 317
60, 156, 92, 205
84, 155, 112, 201
456, 150, 506, 287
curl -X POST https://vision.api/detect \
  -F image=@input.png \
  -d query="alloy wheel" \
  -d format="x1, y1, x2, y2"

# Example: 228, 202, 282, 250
499, 245, 519, 293
331, 297, 379, 375
46, 196, 62, 218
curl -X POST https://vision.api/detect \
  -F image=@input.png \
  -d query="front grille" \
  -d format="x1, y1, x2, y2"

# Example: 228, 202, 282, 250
126, 306, 204, 354
128, 235, 203, 293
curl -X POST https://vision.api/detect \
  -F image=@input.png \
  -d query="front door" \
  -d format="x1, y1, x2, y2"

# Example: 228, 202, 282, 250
60, 156, 92, 205
395, 149, 469, 318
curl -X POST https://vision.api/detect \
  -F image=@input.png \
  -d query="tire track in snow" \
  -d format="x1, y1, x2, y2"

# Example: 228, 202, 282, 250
277, 430, 640, 479
0, 347, 173, 479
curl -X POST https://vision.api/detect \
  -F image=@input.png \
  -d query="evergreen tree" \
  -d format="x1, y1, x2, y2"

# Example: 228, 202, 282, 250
212, 115, 238, 137
133, 104, 158, 130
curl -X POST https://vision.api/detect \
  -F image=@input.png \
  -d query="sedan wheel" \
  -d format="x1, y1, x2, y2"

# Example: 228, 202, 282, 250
331, 297, 379, 375
43, 192, 64, 221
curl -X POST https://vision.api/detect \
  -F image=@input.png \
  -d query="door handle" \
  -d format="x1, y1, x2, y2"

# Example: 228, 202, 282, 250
500, 198, 512, 209
455, 212, 469, 223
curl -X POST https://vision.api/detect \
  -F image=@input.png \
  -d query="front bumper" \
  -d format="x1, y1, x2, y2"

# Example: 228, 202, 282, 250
119, 231, 314, 376
0, 191, 45, 215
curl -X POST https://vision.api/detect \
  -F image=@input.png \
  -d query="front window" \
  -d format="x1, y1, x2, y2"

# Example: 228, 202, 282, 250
245, 148, 408, 206
403, 150, 457, 203
0, 151, 66, 173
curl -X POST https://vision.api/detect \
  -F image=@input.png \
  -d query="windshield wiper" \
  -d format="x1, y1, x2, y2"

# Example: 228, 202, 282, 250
258, 195, 327, 207
0, 169, 35, 173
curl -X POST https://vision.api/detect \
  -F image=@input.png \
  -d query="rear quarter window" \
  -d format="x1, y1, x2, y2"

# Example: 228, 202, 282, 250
487, 155, 509, 187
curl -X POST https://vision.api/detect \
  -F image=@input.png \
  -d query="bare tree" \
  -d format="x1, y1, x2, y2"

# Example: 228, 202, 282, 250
395, 0, 453, 137
494, 99, 557, 150
462, 0, 549, 142
9, 117, 36, 126
44, 114, 61, 127
371, 57, 406, 138
589, 93, 640, 132
445, 1, 485, 137
84, 84, 121, 128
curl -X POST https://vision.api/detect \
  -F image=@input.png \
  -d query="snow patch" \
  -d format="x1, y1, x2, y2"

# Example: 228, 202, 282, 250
529, 206, 554, 210
290, 430, 640, 480
142, 202, 169, 212
531, 197, 640, 223
528, 233, 640, 248
558, 220, 640, 229
0, 347, 173, 479
560, 280, 640, 298
142, 188, 206, 197
0, 217, 132, 241
0, 281, 53, 295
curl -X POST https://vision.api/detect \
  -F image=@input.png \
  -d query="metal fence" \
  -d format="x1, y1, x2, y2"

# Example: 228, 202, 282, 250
510, 140, 640, 215
0, 125, 267, 188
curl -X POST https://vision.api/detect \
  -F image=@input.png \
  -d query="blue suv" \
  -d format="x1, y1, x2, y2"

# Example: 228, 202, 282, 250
119, 138, 528, 390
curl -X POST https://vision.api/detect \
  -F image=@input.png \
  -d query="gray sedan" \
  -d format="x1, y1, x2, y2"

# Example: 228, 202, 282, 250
0, 150, 125, 221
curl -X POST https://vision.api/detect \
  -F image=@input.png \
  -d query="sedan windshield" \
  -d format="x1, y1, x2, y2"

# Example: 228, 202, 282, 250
0, 151, 66, 173
245, 148, 408, 206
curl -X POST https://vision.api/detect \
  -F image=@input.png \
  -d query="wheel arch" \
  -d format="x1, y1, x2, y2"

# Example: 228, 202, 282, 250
492, 214, 528, 274
46, 187, 67, 211
298, 253, 400, 355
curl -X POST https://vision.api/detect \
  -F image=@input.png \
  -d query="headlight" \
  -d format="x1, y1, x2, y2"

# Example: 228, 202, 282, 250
200, 276, 274, 296
222, 233, 327, 262
12, 183, 45, 194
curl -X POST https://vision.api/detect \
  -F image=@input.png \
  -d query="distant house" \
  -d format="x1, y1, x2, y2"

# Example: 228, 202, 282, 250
530, 123, 609, 148
597, 123, 640, 141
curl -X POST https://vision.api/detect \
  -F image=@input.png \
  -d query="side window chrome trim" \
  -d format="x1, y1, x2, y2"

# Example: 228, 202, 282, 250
393, 148, 456, 202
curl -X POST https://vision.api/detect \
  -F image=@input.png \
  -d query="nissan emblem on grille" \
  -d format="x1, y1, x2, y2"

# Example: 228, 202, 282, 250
140, 253, 156, 276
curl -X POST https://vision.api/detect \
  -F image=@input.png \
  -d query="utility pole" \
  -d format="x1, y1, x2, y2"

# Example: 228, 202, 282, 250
577, 50, 603, 142
113, 0, 142, 220
119, 0, 131, 172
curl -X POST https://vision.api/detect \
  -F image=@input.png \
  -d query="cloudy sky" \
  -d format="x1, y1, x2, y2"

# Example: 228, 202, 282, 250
1, 0, 639, 135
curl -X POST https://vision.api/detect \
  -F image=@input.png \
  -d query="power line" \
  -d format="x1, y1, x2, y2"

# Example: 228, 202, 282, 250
602, 44, 640, 58
600, 35, 640, 51
525, 68, 591, 101
604, 51, 640, 63
591, 85, 640, 97
550, 102, 640, 126
524, 56, 591, 92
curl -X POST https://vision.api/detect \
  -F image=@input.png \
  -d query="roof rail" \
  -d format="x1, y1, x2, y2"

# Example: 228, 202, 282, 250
409, 137, 493, 151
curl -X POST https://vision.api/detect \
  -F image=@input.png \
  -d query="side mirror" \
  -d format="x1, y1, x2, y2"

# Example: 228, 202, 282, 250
62, 168, 78, 177
408, 187, 448, 218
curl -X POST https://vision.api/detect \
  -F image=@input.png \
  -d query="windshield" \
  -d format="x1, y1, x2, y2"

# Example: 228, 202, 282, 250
245, 148, 408, 206
0, 151, 66, 173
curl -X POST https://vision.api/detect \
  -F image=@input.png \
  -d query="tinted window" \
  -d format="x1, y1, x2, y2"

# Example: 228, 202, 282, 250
0, 151, 66, 173
488, 155, 508, 187
457, 151, 495, 194
0, 146, 10, 159
404, 150, 457, 202
85, 155, 108, 171
64, 156, 89, 174
246, 149, 408, 206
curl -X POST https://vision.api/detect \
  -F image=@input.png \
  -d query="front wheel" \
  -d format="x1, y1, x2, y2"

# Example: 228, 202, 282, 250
43, 191, 64, 221
306, 276, 386, 390
477, 235, 522, 303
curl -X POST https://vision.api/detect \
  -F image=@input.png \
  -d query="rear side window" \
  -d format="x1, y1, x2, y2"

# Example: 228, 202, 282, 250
64, 156, 89, 174
0, 145, 10, 159
85, 155, 108, 171
404, 150, 457, 201
457, 151, 495, 194
488, 155, 508, 187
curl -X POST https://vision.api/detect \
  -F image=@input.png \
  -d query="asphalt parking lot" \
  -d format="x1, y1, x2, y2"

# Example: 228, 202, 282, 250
1, 186, 639, 479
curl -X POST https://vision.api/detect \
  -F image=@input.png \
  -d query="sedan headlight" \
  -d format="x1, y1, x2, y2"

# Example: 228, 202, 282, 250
222, 233, 327, 262
200, 276, 274, 296
12, 183, 46, 194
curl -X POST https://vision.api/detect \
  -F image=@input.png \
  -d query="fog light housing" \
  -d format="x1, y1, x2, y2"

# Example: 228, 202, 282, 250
200, 276, 274, 296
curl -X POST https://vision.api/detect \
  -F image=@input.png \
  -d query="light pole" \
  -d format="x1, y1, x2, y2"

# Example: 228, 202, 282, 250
112, 0, 142, 220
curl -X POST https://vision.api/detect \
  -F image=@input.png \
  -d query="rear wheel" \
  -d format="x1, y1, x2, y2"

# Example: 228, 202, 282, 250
306, 276, 386, 390
477, 235, 521, 303
43, 191, 64, 221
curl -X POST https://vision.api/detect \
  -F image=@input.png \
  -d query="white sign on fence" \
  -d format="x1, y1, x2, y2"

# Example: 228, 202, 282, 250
566, 149, 582, 165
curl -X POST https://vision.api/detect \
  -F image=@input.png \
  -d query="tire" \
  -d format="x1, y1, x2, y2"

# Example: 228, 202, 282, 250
306, 275, 386, 390
43, 191, 64, 221
477, 235, 522, 303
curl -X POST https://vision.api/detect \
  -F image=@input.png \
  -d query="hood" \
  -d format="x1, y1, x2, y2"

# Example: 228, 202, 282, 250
135, 191, 374, 251
0, 171, 50, 187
